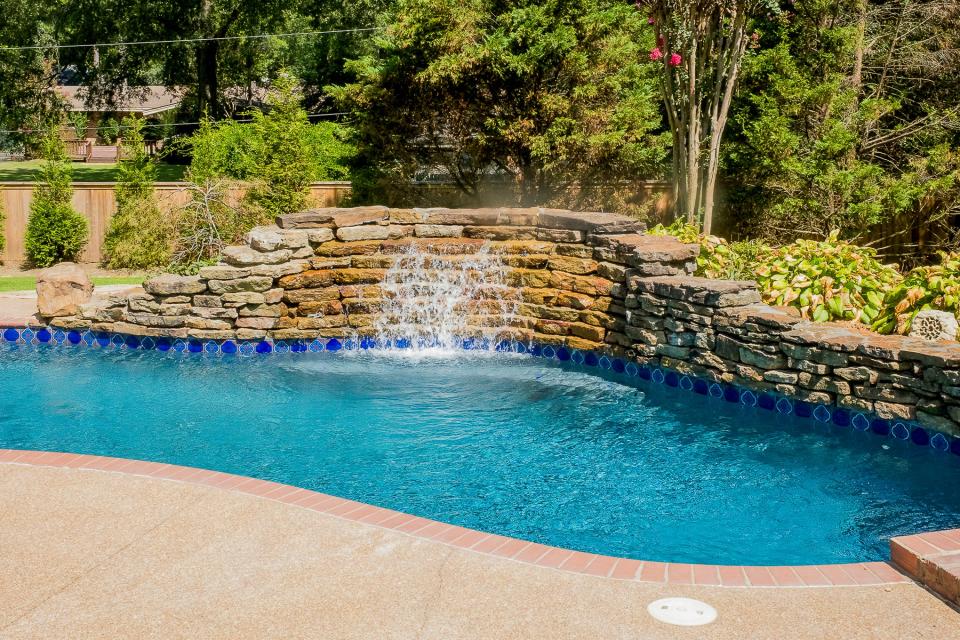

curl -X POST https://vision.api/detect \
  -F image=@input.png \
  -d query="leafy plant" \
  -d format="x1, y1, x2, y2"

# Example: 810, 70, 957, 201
25, 127, 88, 267
649, 219, 771, 280
873, 253, 960, 335
754, 231, 901, 324
102, 117, 172, 269
67, 112, 88, 140
98, 116, 121, 144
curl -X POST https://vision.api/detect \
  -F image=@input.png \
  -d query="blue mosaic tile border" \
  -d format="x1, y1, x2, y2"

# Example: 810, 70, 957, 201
3, 325, 960, 457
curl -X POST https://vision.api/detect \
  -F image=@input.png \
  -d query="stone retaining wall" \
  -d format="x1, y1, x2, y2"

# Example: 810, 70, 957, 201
47, 206, 960, 437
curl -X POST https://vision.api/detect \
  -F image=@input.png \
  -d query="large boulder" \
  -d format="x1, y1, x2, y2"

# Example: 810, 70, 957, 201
36, 262, 94, 318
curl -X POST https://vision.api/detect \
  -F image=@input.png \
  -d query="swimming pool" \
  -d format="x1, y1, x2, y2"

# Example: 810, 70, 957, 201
2, 342, 959, 565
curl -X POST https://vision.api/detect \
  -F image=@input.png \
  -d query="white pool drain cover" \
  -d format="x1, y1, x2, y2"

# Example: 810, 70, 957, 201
647, 597, 717, 626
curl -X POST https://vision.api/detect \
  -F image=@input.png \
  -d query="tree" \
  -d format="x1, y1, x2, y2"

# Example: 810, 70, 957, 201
644, 0, 764, 234
58, 0, 301, 118
244, 72, 319, 219
722, 0, 960, 259
102, 117, 172, 268
25, 127, 88, 267
0, 1, 64, 152
331, 0, 667, 206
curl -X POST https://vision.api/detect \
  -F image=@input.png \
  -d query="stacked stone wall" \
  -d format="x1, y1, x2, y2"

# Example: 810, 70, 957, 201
47, 206, 960, 437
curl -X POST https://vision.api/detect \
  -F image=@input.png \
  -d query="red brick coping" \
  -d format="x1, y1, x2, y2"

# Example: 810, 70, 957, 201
1, 448, 918, 589
891, 530, 960, 605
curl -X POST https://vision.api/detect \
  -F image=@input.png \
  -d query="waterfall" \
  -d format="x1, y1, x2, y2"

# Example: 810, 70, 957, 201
371, 243, 519, 350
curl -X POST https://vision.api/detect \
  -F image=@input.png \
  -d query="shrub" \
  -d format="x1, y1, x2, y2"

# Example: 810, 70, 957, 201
25, 129, 88, 267
244, 72, 318, 220
652, 222, 902, 325
98, 116, 121, 144
170, 180, 243, 273
649, 220, 771, 280
102, 117, 172, 269
67, 112, 88, 140
873, 253, 960, 335
754, 232, 902, 324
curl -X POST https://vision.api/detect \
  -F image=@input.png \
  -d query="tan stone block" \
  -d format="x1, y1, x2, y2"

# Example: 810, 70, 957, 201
238, 304, 284, 318
536, 228, 584, 243
189, 307, 238, 320
297, 300, 344, 316
186, 317, 232, 330
187, 329, 236, 340
521, 288, 559, 305
464, 226, 538, 241
222, 292, 266, 306
342, 299, 381, 314
278, 270, 336, 289
501, 255, 550, 269
414, 224, 464, 238
548, 256, 598, 275
347, 313, 377, 328
192, 295, 222, 308
549, 271, 614, 296
351, 255, 398, 269
488, 240, 555, 255
332, 269, 387, 285
339, 285, 381, 299
555, 291, 595, 310
507, 269, 552, 288
518, 304, 580, 323
555, 243, 594, 258
206, 276, 274, 294
283, 287, 341, 304
298, 315, 348, 329
315, 240, 384, 257
536, 319, 570, 336
565, 336, 604, 351
235, 317, 278, 330
269, 329, 321, 340
336, 225, 392, 242
568, 322, 605, 342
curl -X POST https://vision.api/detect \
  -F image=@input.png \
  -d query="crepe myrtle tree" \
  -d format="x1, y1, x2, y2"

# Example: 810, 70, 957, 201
640, 0, 768, 234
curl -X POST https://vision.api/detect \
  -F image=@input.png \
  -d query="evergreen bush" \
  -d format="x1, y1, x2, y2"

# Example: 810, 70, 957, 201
102, 117, 172, 269
24, 128, 88, 267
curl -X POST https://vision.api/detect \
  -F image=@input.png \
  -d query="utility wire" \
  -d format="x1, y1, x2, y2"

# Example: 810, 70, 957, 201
0, 113, 351, 135
0, 27, 382, 52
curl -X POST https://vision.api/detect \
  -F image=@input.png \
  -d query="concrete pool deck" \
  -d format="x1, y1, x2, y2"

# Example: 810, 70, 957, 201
1, 453, 958, 639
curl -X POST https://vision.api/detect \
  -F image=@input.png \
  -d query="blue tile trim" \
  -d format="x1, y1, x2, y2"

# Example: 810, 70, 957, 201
3, 325, 960, 457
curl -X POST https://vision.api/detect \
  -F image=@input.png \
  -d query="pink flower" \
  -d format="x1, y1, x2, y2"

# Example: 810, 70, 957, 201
649, 47, 663, 61
647, 15, 655, 25
668, 52, 682, 66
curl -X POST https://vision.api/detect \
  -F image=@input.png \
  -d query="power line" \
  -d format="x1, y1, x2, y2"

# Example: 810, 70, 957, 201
0, 27, 382, 52
0, 113, 351, 135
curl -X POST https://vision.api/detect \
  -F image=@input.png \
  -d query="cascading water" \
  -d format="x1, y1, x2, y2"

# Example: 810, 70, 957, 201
371, 243, 519, 350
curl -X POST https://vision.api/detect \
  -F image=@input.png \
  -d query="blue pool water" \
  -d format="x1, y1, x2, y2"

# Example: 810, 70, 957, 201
2, 345, 959, 565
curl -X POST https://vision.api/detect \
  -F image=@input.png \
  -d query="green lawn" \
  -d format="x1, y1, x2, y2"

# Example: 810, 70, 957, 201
0, 161, 185, 182
0, 275, 145, 293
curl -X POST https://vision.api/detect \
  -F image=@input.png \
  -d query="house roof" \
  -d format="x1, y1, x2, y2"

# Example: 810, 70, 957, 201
55, 85, 186, 116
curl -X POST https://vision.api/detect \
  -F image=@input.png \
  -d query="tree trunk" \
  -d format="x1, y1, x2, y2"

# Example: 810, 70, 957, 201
196, 40, 220, 118
196, 0, 220, 119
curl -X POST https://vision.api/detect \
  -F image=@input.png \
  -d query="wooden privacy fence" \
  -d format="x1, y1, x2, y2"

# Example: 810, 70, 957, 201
0, 182, 351, 266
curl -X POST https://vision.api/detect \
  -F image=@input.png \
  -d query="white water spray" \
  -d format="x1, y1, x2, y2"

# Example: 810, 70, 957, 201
372, 243, 519, 351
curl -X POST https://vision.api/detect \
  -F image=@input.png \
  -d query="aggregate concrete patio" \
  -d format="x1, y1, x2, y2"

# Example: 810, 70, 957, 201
1, 460, 957, 639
